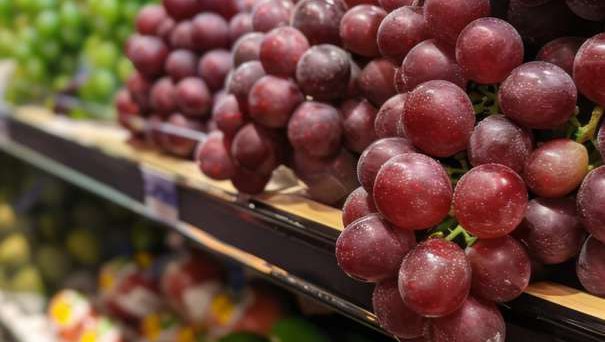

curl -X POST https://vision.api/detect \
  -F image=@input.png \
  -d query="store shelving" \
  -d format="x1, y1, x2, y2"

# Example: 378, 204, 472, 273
1, 105, 604, 341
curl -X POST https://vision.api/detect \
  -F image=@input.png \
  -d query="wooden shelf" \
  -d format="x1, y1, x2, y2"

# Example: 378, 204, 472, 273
1, 106, 604, 342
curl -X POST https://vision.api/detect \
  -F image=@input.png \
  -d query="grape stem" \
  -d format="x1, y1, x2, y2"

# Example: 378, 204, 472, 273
576, 106, 604, 144
445, 225, 478, 247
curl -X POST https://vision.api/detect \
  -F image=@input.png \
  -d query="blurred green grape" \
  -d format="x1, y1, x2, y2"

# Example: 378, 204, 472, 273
88, 40, 119, 69
37, 40, 61, 60
59, 1, 82, 28
114, 24, 132, 47
23, 57, 47, 82
35, 10, 60, 37
52, 75, 71, 91
117, 57, 133, 82
0, 0, 13, 26
80, 69, 117, 102
122, 1, 141, 23
0, 30, 16, 56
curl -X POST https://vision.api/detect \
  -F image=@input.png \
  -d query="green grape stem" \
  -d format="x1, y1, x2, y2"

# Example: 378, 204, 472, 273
576, 106, 604, 144
445, 225, 478, 247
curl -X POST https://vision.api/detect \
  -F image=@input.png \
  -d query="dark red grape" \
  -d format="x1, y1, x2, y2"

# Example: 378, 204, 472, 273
212, 94, 246, 137
578, 166, 605, 243
128, 35, 169, 78
296, 44, 352, 101
403, 80, 475, 157
456, 17, 524, 84
573, 33, 605, 107
399, 39, 467, 93
165, 49, 198, 81
339, 5, 386, 57
599, 122, 605, 159
374, 153, 452, 230
537, 37, 584, 75
377, 6, 428, 63
523, 139, 588, 198
126, 72, 152, 110
358, 58, 397, 107
229, 13, 253, 43
162, 0, 202, 20
136, 4, 167, 36
116, 89, 141, 134
516, 197, 586, 265
232, 32, 264, 67
357, 137, 416, 193
454, 164, 528, 239
192, 13, 230, 52
423, 0, 490, 45
577, 235, 605, 297
394, 67, 405, 93
341, 99, 378, 153
260, 27, 310, 77
345, 0, 380, 5
197, 131, 236, 180
336, 214, 416, 282
430, 296, 505, 341
248, 76, 304, 128
157, 17, 176, 43
151, 77, 177, 114
342, 187, 377, 227
288, 102, 342, 158
231, 123, 281, 176
516, 0, 553, 5
375, 94, 407, 139
378, 0, 415, 12
468, 115, 533, 174
226, 61, 266, 108
231, 167, 272, 194
170, 21, 195, 50
373, 279, 426, 339
163, 113, 202, 158
199, 0, 241, 19
466, 236, 531, 302
175, 77, 212, 118
566, 0, 605, 21
251, 0, 294, 32
399, 238, 471, 317
507, 0, 578, 47
198, 50, 232, 91
291, 0, 347, 46
293, 149, 359, 205
499, 61, 577, 129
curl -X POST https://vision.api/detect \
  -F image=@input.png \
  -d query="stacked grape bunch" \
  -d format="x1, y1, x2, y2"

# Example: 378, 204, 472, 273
327, 0, 605, 341
117, 0, 241, 159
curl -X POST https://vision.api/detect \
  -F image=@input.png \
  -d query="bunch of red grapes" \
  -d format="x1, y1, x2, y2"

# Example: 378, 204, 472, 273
115, 0, 605, 341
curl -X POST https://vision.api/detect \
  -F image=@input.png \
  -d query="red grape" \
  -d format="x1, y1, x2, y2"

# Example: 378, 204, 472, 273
339, 5, 386, 57
199, 0, 241, 20
537, 37, 584, 75
372, 279, 426, 339
423, 0, 490, 45
524, 139, 588, 198
163, 113, 202, 158
226, 61, 266, 108
341, 99, 378, 153
197, 131, 236, 180
378, 0, 415, 12
345, 0, 380, 5
399, 40, 467, 93
295, 44, 352, 101
288, 102, 342, 158
162, 0, 202, 20
468, 115, 533, 174
128, 35, 169, 78
565, 0, 605, 21
151, 77, 178, 114
212, 94, 246, 137
375, 94, 407, 139
192, 13, 230, 52
116, 89, 141, 134
126, 72, 152, 110
358, 58, 397, 107
170, 21, 195, 51
198, 50, 233, 91
260, 27, 310, 77
231, 167, 272, 194
399, 238, 471, 317
507, 0, 578, 47
157, 17, 176, 43
403, 80, 475, 157
577, 166, 605, 243
454, 164, 528, 239
229, 13, 253, 43
136, 5, 167, 36
248, 76, 304, 128
232, 32, 264, 67
599, 122, 605, 159
357, 137, 416, 193
466, 236, 531, 302
342, 187, 376, 227
573, 33, 605, 106
251, 0, 294, 33
336, 213, 416, 282
456, 17, 524, 84
430, 296, 505, 342
291, 0, 347, 46
165, 49, 198, 81
577, 235, 605, 297
393, 67, 405, 93
231, 123, 280, 175
175, 77, 212, 118
516, 197, 586, 265
374, 153, 452, 230
377, 6, 429, 63
499, 61, 577, 129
